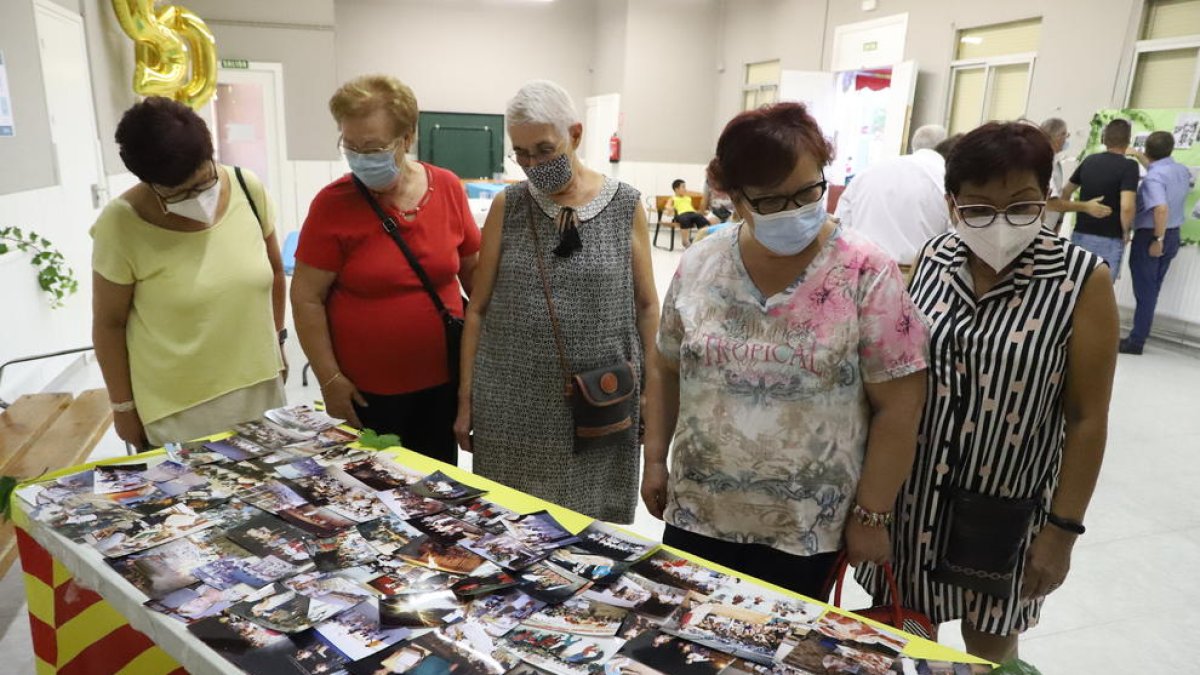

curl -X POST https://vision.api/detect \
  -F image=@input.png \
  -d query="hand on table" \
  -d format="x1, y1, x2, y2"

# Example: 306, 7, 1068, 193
1021, 525, 1076, 599
322, 374, 365, 429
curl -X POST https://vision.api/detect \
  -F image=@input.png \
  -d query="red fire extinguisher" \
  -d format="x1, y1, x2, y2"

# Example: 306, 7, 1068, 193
609, 133, 621, 163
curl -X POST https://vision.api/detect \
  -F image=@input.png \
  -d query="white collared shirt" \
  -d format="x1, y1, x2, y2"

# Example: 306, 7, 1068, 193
834, 148, 952, 266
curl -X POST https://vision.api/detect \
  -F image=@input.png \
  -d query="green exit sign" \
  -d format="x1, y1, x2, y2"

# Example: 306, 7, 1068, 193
863, 41, 879, 52
220, 59, 249, 69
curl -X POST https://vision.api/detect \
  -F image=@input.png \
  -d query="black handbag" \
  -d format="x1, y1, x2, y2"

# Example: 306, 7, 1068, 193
526, 192, 637, 452
352, 175, 464, 390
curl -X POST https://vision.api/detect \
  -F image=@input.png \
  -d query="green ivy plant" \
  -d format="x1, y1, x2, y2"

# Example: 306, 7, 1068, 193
358, 428, 401, 450
0, 476, 18, 522
0, 226, 79, 307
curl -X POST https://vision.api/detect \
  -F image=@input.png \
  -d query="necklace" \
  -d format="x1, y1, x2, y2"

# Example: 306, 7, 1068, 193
395, 163, 435, 221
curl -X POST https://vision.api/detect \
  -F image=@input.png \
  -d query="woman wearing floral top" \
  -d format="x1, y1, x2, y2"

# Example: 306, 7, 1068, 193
642, 102, 929, 598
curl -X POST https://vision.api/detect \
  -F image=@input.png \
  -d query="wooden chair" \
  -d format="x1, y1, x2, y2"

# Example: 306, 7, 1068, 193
652, 193, 706, 251
0, 389, 113, 577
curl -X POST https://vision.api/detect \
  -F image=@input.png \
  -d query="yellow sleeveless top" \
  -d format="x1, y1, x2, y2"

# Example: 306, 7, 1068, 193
672, 194, 696, 214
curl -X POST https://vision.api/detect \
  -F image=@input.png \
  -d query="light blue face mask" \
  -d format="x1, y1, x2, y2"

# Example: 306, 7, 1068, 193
751, 200, 827, 255
345, 148, 402, 190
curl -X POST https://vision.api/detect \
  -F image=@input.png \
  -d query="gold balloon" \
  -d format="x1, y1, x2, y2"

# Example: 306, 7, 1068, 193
110, 0, 218, 109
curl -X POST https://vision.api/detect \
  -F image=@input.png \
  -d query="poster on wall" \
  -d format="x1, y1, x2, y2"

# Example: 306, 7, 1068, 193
1083, 109, 1200, 243
0, 50, 15, 137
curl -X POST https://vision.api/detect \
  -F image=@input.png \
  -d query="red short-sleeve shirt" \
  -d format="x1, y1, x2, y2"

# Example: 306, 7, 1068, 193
296, 163, 481, 395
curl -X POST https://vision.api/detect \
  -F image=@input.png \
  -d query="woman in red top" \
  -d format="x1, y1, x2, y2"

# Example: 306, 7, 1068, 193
292, 75, 480, 464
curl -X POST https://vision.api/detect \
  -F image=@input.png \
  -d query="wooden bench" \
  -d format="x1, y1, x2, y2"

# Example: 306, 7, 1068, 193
0, 389, 113, 577
652, 193, 706, 251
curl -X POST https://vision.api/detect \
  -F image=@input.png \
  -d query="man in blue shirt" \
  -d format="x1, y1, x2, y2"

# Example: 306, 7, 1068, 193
1121, 131, 1194, 354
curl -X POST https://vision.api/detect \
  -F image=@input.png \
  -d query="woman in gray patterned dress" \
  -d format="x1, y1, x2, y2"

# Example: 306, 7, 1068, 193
454, 81, 660, 523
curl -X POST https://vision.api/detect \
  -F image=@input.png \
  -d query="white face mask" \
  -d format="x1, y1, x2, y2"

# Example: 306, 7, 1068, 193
165, 180, 222, 224
956, 219, 1042, 272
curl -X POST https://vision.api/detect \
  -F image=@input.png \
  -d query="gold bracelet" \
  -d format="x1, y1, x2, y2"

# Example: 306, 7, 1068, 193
320, 371, 343, 389
852, 503, 894, 528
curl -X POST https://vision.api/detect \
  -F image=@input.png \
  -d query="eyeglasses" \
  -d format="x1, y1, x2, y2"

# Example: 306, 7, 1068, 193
508, 145, 561, 166
152, 160, 219, 204
742, 177, 827, 215
338, 136, 402, 155
952, 198, 1046, 228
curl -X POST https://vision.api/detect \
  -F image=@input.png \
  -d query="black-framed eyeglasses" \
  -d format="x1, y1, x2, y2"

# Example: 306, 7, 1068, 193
152, 159, 219, 204
742, 177, 827, 215
952, 198, 1046, 228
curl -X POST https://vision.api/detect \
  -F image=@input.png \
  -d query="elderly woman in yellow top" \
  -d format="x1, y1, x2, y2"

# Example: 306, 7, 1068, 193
91, 97, 287, 448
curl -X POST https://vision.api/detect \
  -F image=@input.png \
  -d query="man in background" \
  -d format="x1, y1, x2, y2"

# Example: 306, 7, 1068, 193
1041, 117, 1112, 232
1121, 131, 1192, 354
835, 124, 953, 275
1062, 119, 1139, 280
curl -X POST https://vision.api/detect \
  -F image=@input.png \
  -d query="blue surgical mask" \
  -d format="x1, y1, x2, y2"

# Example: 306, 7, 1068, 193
750, 200, 827, 255
346, 148, 402, 190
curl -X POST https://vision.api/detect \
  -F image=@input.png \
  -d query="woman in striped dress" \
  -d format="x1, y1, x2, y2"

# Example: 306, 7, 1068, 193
859, 122, 1118, 663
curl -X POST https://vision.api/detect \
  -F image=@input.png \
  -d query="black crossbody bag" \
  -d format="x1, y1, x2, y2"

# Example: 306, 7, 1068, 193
352, 175, 465, 391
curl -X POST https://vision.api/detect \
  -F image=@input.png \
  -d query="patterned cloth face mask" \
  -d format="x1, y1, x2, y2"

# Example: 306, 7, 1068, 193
523, 153, 574, 194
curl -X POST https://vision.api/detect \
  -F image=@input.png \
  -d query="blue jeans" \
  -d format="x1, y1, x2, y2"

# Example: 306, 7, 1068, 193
1128, 228, 1182, 346
1071, 232, 1124, 281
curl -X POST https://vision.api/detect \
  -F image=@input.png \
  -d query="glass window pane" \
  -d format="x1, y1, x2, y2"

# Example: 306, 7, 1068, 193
743, 90, 757, 111
759, 85, 778, 106
956, 18, 1042, 60
1130, 48, 1198, 108
746, 60, 781, 86
1143, 0, 1200, 40
986, 63, 1030, 122
949, 67, 987, 134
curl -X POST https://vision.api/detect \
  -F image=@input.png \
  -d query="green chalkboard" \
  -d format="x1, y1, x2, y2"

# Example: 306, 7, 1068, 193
418, 111, 504, 180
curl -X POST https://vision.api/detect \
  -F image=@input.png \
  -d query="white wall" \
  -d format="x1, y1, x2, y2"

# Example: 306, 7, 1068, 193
591, 0, 629, 97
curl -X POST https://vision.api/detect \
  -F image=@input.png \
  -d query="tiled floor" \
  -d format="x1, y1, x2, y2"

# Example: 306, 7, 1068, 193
2, 242, 1198, 673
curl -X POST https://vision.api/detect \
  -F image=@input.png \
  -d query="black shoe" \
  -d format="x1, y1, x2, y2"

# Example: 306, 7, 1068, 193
1118, 339, 1143, 355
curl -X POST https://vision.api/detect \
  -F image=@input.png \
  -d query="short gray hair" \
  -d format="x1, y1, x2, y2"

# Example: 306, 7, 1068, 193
1041, 117, 1068, 138
911, 124, 948, 151
506, 80, 579, 138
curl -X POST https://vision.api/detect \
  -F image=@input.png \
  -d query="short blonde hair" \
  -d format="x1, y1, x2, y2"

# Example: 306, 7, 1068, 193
329, 74, 418, 136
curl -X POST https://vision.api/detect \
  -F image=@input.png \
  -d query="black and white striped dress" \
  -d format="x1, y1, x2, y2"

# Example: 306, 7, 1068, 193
857, 228, 1102, 635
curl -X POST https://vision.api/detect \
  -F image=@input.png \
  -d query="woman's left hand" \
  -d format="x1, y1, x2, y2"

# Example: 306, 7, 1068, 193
280, 346, 289, 384
1021, 525, 1076, 599
844, 519, 892, 566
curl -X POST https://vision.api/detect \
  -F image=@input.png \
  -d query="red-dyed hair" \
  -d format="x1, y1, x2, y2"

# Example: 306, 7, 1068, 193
944, 121, 1054, 196
707, 102, 833, 194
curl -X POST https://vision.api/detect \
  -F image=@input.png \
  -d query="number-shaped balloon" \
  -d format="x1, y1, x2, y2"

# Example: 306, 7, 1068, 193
110, 0, 218, 109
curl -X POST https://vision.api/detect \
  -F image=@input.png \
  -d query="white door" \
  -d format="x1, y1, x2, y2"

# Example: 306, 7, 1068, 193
884, 60, 918, 155
583, 93, 620, 175
780, 70, 837, 134
198, 63, 296, 233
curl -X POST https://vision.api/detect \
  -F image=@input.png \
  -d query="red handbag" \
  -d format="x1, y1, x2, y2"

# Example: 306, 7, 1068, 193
829, 552, 938, 641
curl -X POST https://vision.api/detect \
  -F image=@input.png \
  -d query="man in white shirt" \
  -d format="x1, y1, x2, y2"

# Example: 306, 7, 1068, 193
835, 125, 953, 273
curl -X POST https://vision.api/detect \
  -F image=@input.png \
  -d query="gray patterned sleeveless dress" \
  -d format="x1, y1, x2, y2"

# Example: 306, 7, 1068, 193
472, 178, 643, 523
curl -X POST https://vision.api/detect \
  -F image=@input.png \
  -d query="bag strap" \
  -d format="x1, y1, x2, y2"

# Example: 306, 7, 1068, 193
351, 174, 456, 327
829, 552, 904, 629
234, 166, 262, 226
526, 193, 573, 396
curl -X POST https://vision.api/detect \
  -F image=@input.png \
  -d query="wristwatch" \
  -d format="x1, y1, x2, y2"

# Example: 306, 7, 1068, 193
1154, 235, 1165, 243
278, 328, 288, 344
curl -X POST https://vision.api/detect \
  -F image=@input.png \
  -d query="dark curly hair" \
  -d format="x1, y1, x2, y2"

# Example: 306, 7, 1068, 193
115, 96, 213, 187
944, 121, 1054, 197
707, 102, 833, 195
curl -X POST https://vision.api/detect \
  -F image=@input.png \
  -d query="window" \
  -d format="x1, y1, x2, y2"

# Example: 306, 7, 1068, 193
945, 18, 1041, 134
1126, 0, 1200, 107
743, 60, 780, 111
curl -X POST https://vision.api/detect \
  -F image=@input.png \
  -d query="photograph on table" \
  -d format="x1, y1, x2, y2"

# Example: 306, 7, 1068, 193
256, 446, 314, 467
667, 590, 795, 664
522, 596, 627, 637
451, 567, 520, 597
195, 463, 265, 495
233, 419, 312, 449
447, 497, 520, 534
516, 560, 592, 604
16, 469, 94, 505
777, 629, 898, 675
548, 548, 624, 584
322, 483, 389, 522
464, 532, 546, 570
169, 486, 233, 514
275, 458, 326, 480
86, 503, 217, 558
187, 614, 297, 673
266, 404, 344, 435
287, 630, 350, 675
503, 511, 581, 552
228, 583, 329, 633
379, 588, 465, 627
396, 535, 488, 575
342, 457, 423, 492
368, 563, 457, 595
314, 528, 380, 572
166, 441, 226, 467
284, 570, 375, 613
585, 572, 686, 620
617, 612, 664, 641
145, 582, 254, 624
410, 470, 488, 502
358, 515, 423, 556
142, 460, 191, 483
609, 629, 737, 675
812, 611, 908, 659
632, 550, 729, 595
279, 504, 358, 538
288, 472, 352, 505
314, 443, 372, 467
193, 554, 303, 590
708, 580, 825, 625
241, 480, 311, 514
411, 511, 488, 545
28, 493, 137, 542
93, 462, 149, 494
225, 459, 280, 482
225, 513, 314, 566
464, 589, 546, 637
437, 620, 525, 673
378, 486, 447, 519
890, 658, 995, 675
344, 641, 432, 675
573, 521, 657, 562
203, 499, 269, 530
504, 626, 622, 675
109, 531, 247, 599
204, 438, 265, 462
152, 471, 209, 497
315, 599, 411, 661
